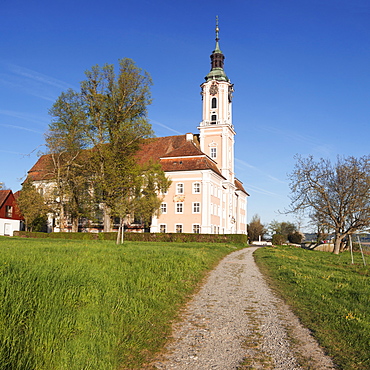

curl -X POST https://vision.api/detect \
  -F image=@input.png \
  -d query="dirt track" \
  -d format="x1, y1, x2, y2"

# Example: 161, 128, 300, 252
151, 247, 336, 369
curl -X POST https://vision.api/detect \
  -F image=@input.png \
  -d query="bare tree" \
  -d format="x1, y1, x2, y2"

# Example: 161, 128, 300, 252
288, 155, 370, 254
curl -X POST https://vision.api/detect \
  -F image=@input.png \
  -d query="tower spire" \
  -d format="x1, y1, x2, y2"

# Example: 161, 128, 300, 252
214, 15, 221, 53
205, 16, 229, 82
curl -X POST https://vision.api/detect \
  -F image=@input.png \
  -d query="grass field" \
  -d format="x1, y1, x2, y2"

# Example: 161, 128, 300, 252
254, 246, 370, 370
0, 237, 242, 369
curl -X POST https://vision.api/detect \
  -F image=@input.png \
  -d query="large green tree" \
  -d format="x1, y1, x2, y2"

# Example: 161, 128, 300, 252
111, 161, 171, 243
269, 220, 297, 236
247, 214, 267, 242
17, 182, 49, 232
288, 155, 370, 254
80, 59, 155, 231
46, 89, 90, 231
268, 220, 300, 244
45, 58, 170, 232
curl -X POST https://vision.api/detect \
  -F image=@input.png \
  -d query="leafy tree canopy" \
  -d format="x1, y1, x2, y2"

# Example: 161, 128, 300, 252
17, 182, 49, 232
43, 58, 170, 232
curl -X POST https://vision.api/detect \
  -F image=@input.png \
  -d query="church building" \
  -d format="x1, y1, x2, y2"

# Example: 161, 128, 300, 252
27, 22, 249, 234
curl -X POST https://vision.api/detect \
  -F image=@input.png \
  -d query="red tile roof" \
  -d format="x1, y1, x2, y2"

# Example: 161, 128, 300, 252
27, 134, 225, 181
0, 190, 24, 220
161, 140, 204, 158
0, 190, 11, 209
136, 135, 198, 164
161, 156, 224, 178
235, 178, 249, 195
27, 154, 55, 182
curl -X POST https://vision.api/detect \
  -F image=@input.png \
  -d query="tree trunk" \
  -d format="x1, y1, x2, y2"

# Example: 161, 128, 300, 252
103, 203, 111, 232
116, 219, 125, 244
333, 234, 344, 255
71, 218, 79, 233
59, 205, 65, 232
116, 224, 121, 245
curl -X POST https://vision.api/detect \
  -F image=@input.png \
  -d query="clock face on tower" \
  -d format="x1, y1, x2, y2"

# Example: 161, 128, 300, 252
209, 83, 218, 96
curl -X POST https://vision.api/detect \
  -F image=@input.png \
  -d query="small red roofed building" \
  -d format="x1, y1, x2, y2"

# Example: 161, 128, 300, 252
0, 190, 23, 236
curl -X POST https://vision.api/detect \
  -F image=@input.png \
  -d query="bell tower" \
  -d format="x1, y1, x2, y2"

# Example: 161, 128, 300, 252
198, 17, 235, 183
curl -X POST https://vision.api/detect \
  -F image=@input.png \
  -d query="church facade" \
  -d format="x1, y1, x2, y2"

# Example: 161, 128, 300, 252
27, 23, 249, 234
149, 22, 248, 234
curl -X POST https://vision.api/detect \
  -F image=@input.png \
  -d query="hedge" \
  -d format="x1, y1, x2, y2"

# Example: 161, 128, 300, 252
13, 230, 248, 244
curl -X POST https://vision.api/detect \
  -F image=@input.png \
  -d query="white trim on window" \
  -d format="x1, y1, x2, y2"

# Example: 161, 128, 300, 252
175, 202, 184, 214
160, 202, 167, 214
176, 183, 184, 194
193, 182, 201, 194
193, 224, 201, 234
159, 224, 167, 233
175, 224, 183, 233
192, 202, 200, 213
211, 97, 217, 109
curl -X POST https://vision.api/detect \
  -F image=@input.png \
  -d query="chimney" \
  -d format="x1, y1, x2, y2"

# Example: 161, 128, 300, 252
186, 133, 193, 141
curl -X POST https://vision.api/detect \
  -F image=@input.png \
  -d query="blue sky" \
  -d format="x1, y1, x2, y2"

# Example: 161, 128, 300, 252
1, 0, 369, 230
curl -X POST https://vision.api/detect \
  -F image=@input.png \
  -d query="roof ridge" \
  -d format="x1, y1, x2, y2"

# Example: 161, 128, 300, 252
0, 189, 12, 209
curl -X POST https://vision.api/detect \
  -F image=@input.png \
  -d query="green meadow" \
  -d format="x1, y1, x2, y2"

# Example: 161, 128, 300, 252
254, 246, 370, 370
0, 237, 241, 369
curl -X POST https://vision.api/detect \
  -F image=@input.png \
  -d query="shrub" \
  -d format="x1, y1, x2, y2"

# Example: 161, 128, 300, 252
272, 233, 286, 245
288, 231, 303, 244
13, 231, 248, 245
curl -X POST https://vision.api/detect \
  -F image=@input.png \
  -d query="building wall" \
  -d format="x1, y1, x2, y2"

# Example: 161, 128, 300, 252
151, 169, 247, 234
0, 219, 21, 236
0, 192, 23, 220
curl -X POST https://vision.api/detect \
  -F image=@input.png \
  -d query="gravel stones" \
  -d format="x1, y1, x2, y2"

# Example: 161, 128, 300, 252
152, 247, 336, 370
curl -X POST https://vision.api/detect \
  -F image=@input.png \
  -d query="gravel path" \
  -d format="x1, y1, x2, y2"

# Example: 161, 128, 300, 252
151, 247, 336, 369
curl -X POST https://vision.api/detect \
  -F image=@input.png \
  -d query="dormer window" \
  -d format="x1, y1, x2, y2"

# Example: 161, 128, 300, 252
211, 97, 217, 109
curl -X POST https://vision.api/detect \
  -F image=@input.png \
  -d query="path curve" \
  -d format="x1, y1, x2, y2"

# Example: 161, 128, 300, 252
151, 247, 336, 369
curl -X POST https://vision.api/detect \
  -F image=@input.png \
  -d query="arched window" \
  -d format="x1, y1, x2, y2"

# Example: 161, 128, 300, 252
211, 97, 217, 108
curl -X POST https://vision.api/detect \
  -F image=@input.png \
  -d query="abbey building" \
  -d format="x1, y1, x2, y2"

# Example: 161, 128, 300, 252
27, 23, 249, 234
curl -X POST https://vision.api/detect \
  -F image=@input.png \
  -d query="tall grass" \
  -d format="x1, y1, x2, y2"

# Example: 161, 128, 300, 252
0, 237, 240, 369
254, 246, 370, 370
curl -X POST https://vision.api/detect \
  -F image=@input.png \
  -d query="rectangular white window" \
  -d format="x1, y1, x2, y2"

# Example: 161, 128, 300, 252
159, 224, 166, 233
193, 224, 200, 234
176, 183, 184, 194
5, 206, 12, 218
175, 202, 183, 214
193, 202, 200, 213
160, 203, 167, 214
210, 147, 217, 158
193, 182, 201, 193
175, 224, 183, 233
